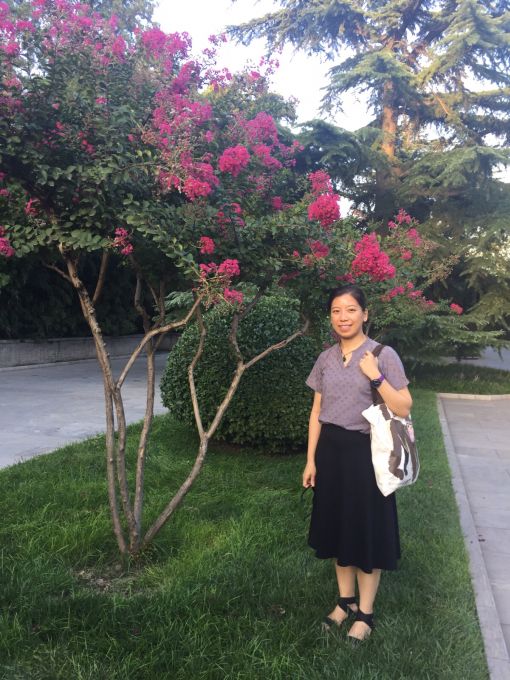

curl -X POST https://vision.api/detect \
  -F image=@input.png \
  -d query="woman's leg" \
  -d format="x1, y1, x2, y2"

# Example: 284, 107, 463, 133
348, 568, 381, 639
326, 564, 358, 623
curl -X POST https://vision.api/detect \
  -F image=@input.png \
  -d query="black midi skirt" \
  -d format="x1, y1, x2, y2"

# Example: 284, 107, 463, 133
308, 423, 400, 573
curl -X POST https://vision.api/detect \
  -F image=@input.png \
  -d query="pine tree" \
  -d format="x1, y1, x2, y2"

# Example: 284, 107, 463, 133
230, 0, 510, 325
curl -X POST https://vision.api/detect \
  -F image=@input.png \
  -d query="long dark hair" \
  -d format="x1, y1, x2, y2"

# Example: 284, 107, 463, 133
326, 284, 367, 312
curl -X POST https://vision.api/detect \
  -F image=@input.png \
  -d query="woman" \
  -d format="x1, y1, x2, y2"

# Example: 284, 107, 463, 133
302, 284, 412, 642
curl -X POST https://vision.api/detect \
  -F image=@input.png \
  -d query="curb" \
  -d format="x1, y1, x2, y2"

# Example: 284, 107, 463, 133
0, 351, 169, 373
440, 393, 510, 401
437, 394, 510, 680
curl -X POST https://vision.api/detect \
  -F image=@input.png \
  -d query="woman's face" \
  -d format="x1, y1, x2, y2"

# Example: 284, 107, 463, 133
330, 293, 368, 341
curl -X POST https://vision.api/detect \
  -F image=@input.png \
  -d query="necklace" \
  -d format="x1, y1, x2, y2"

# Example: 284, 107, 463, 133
339, 337, 367, 364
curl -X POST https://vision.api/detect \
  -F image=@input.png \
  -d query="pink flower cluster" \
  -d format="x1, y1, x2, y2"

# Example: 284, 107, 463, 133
140, 28, 191, 62
199, 259, 243, 304
295, 240, 331, 268
307, 171, 340, 229
351, 233, 396, 282
381, 281, 439, 307
309, 170, 333, 195
252, 144, 282, 170
0, 0, 137, 72
218, 145, 250, 177
183, 177, 212, 200
383, 282, 415, 301
199, 236, 215, 254
311, 240, 329, 258
199, 262, 217, 277
308, 193, 340, 230
223, 287, 243, 305
0, 225, 14, 257
112, 227, 133, 255
388, 209, 412, 229
450, 303, 463, 315
218, 258, 240, 277
199, 258, 240, 279
406, 227, 422, 247
243, 112, 279, 145
388, 211, 422, 249
158, 147, 220, 201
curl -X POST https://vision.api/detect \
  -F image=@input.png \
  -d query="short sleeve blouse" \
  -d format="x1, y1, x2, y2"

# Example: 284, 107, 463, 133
306, 337, 409, 434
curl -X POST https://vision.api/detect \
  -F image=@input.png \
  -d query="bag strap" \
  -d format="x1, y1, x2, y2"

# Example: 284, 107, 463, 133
370, 343, 385, 405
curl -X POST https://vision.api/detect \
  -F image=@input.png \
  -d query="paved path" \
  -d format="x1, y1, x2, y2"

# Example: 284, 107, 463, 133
458, 347, 510, 372
438, 395, 510, 680
0, 353, 168, 469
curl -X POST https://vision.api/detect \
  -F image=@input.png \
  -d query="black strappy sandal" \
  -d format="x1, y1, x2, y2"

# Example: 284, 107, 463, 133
347, 609, 375, 643
322, 595, 358, 630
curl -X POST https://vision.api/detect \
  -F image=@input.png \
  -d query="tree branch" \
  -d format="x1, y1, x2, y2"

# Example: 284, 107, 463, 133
140, 314, 310, 551
92, 250, 110, 305
132, 336, 156, 546
245, 318, 310, 370
228, 289, 264, 363
116, 294, 203, 389
129, 254, 159, 310
134, 271, 151, 335
60, 247, 132, 552
43, 262, 72, 283
188, 304, 206, 438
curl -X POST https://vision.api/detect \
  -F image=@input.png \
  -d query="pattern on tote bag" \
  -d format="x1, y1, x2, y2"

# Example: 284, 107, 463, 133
378, 403, 418, 482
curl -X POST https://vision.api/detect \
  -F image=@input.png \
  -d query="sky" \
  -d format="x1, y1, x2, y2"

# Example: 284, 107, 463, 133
153, 0, 371, 130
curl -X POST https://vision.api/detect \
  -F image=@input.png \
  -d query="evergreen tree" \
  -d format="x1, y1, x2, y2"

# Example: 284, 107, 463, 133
230, 0, 510, 325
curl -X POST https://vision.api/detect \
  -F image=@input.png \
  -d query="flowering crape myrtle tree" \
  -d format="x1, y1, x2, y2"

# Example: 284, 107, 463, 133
0, 1, 491, 557
0, 0, 331, 556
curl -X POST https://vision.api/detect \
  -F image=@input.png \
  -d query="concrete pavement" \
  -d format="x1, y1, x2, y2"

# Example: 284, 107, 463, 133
458, 347, 510, 372
439, 395, 510, 680
0, 353, 168, 468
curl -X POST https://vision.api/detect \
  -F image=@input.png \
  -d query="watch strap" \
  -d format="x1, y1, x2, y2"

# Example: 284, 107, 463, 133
370, 373, 385, 385
370, 344, 385, 405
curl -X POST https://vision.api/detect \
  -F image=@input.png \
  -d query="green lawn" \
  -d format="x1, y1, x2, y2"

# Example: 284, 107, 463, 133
1, 365, 508, 679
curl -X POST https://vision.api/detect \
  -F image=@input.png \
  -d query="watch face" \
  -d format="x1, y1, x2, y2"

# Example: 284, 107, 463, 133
370, 378, 382, 387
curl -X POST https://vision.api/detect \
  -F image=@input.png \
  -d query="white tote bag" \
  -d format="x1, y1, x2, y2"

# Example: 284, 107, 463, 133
362, 401, 420, 497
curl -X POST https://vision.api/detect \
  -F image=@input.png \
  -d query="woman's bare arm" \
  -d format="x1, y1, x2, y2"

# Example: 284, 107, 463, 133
303, 391, 322, 487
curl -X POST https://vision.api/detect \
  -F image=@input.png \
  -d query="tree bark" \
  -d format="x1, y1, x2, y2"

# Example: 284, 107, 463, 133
60, 248, 129, 554
92, 250, 109, 305
375, 80, 399, 222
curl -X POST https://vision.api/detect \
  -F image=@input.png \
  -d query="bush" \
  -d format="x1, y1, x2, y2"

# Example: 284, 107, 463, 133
160, 296, 320, 453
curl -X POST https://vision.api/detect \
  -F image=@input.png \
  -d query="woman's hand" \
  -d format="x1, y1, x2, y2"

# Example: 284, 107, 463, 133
302, 462, 316, 488
359, 350, 380, 380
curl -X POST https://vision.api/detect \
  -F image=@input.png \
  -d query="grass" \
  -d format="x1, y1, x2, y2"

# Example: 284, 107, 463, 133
410, 361, 510, 394
1, 364, 507, 679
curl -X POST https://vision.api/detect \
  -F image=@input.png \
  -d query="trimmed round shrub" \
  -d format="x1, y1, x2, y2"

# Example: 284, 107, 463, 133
160, 296, 320, 453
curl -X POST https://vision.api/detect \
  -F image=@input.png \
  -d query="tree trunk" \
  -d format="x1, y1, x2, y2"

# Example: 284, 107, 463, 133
375, 80, 399, 223
60, 249, 129, 554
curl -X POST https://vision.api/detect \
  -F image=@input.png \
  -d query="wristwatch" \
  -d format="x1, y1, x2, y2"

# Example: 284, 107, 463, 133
370, 374, 385, 388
